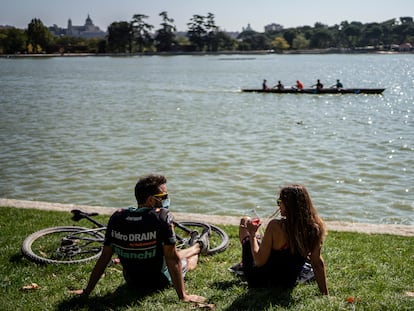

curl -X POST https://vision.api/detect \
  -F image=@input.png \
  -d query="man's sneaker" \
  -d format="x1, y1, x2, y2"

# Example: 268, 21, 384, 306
228, 262, 244, 276
187, 230, 199, 247
196, 225, 210, 255
297, 262, 315, 284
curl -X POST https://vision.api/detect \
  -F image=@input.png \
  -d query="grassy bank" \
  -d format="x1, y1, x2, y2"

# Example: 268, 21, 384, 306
1, 206, 413, 310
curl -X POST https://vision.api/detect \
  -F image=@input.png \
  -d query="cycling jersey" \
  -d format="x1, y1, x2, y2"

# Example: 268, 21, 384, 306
104, 207, 176, 289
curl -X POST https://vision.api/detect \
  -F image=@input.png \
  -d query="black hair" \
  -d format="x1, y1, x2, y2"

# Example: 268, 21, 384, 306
134, 174, 167, 205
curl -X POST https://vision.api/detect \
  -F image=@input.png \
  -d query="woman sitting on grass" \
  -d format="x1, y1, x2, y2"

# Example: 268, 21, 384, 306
236, 184, 328, 294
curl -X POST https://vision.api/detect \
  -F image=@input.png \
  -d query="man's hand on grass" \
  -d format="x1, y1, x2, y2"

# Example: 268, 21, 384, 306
183, 294, 206, 303
69, 289, 89, 296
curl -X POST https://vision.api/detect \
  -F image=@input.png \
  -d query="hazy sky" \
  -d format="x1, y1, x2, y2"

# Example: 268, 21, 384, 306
1, 0, 413, 32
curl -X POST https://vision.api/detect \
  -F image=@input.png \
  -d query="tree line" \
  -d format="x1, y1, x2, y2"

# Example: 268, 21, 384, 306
0, 12, 413, 54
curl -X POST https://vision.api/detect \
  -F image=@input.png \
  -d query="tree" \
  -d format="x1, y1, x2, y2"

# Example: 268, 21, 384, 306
186, 13, 228, 52
212, 31, 237, 51
187, 14, 207, 51
309, 29, 333, 48
361, 23, 383, 47
291, 34, 310, 50
392, 23, 414, 44
131, 14, 154, 52
107, 21, 132, 53
272, 36, 289, 50
342, 23, 361, 48
86, 38, 106, 53
238, 30, 271, 50
283, 29, 297, 46
314, 22, 328, 29
53, 35, 81, 53
205, 13, 219, 51
0, 28, 27, 54
26, 18, 53, 53
154, 11, 177, 52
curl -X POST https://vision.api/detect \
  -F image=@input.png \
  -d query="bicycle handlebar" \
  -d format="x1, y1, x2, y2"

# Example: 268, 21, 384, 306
71, 209, 104, 227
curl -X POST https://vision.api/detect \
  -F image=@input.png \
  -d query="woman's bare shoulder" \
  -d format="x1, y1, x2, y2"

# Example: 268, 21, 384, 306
268, 218, 285, 225
266, 218, 287, 248
266, 218, 285, 232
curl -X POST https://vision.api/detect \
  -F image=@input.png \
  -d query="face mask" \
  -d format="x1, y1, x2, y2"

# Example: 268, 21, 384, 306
161, 198, 170, 209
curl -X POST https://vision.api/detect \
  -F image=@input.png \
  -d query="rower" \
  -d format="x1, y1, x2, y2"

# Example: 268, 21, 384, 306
311, 79, 324, 90
293, 80, 304, 90
262, 79, 269, 90
273, 80, 284, 90
331, 79, 343, 89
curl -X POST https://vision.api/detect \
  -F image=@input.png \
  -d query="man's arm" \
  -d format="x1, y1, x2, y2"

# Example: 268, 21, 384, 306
163, 244, 206, 303
70, 245, 114, 296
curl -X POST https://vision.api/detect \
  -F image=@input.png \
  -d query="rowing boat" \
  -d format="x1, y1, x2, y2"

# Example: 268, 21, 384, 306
241, 88, 385, 94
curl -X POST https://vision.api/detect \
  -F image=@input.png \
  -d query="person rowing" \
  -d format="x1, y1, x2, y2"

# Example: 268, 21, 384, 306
262, 79, 270, 90
330, 79, 343, 89
273, 81, 284, 90
311, 79, 323, 90
292, 80, 304, 90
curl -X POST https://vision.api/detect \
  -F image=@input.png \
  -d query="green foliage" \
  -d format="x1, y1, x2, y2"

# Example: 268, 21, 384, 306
26, 18, 54, 53
2, 14, 413, 54
1, 206, 413, 310
107, 21, 132, 53
186, 13, 236, 52
237, 30, 272, 50
0, 28, 27, 54
187, 14, 208, 51
272, 37, 290, 50
131, 14, 154, 52
292, 34, 310, 50
154, 11, 177, 52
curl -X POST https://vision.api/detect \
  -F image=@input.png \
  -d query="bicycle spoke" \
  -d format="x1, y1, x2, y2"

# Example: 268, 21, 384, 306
22, 226, 105, 264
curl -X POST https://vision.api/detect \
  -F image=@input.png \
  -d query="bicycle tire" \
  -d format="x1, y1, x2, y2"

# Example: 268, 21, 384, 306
177, 221, 229, 255
22, 226, 104, 264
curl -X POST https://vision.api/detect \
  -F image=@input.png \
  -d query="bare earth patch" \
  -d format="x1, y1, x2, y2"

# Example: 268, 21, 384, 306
1, 198, 413, 236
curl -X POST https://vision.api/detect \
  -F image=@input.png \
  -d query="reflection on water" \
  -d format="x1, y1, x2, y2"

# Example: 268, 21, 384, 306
0, 54, 413, 225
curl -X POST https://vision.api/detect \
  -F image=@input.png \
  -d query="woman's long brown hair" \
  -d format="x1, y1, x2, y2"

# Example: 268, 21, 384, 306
279, 184, 326, 257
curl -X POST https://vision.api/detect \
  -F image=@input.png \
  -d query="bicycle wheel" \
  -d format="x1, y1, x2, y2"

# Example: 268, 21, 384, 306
175, 221, 229, 255
22, 226, 105, 264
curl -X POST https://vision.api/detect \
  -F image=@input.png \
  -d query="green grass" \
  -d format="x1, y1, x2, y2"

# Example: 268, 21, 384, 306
1, 206, 413, 310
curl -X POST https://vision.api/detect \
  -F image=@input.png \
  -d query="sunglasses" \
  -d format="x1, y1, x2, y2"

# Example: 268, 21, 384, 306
153, 193, 169, 200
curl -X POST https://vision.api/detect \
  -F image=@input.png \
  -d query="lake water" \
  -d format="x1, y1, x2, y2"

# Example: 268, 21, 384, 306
0, 54, 413, 225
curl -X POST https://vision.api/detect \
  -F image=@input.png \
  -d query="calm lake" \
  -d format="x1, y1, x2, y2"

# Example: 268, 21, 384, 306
0, 54, 413, 225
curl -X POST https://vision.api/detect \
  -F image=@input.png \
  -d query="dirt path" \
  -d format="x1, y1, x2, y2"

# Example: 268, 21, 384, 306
1, 198, 413, 237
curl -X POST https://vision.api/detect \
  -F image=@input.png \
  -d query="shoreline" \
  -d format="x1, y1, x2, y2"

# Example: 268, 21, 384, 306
1, 198, 413, 237
1, 50, 413, 58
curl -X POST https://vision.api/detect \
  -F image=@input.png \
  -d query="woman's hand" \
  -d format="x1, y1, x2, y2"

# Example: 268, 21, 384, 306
246, 218, 261, 236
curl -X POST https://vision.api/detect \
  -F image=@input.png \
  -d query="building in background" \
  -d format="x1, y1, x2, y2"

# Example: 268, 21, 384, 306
264, 23, 284, 32
49, 14, 106, 39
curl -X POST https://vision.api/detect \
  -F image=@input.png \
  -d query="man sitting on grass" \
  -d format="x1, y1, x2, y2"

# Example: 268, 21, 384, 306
71, 174, 209, 303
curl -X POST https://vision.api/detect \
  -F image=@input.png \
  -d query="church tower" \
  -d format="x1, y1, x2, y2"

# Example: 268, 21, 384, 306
67, 18, 73, 35
85, 14, 93, 26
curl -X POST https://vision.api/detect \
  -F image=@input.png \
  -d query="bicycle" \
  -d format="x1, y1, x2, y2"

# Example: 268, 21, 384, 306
22, 209, 229, 265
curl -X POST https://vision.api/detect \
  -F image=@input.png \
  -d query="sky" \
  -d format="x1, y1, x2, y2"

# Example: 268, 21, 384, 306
1, 0, 413, 32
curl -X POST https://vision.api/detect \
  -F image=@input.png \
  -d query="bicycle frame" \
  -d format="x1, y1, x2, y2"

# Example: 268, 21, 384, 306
70, 209, 206, 247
